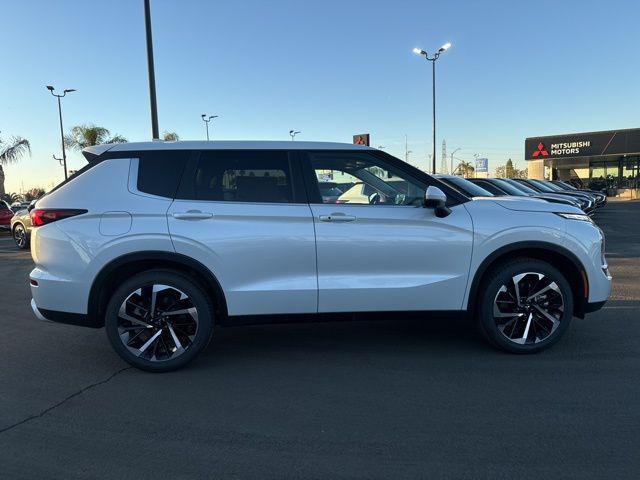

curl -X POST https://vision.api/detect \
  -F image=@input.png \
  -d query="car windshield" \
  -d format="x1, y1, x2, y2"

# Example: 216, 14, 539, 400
490, 179, 528, 196
553, 181, 573, 191
443, 176, 494, 197
524, 179, 555, 193
541, 181, 564, 192
504, 179, 538, 194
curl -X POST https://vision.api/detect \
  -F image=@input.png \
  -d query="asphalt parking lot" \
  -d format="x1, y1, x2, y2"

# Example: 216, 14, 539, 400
0, 202, 638, 480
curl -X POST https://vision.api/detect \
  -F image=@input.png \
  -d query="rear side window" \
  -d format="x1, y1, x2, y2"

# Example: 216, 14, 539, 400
182, 150, 294, 203
137, 151, 189, 198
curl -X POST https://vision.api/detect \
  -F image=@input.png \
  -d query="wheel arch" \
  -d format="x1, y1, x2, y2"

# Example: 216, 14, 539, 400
467, 241, 589, 318
87, 251, 228, 327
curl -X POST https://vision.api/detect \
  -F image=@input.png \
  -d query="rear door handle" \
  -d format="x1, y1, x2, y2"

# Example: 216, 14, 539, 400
319, 214, 357, 223
172, 211, 213, 220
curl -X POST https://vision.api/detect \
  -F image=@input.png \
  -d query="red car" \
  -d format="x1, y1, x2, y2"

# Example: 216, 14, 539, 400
0, 200, 13, 231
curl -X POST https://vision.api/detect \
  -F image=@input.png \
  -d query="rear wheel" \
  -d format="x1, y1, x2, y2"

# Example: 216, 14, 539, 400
477, 258, 573, 353
105, 270, 214, 372
13, 224, 29, 249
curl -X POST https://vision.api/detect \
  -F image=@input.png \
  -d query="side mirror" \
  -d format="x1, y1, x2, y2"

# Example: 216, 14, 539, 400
424, 186, 451, 218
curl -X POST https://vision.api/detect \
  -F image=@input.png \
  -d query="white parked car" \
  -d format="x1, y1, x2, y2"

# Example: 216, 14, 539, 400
29, 141, 611, 371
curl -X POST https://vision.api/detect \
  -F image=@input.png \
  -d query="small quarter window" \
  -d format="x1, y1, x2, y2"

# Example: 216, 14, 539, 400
137, 151, 189, 198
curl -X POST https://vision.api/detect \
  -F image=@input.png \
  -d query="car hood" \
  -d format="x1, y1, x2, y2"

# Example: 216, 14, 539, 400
472, 196, 581, 213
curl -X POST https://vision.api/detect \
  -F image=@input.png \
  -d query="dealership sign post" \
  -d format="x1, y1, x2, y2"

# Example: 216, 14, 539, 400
353, 134, 370, 146
475, 157, 488, 177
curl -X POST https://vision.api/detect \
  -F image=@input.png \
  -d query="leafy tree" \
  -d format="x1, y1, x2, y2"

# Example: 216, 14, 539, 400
513, 167, 528, 179
495, 165, 506, 178
163, 131, 180, 141
64, 124, 127, 150
505, 159, 515, 178
24, 187, 46, 201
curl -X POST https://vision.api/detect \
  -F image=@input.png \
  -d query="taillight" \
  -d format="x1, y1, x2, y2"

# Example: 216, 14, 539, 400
29, 209, 87, 227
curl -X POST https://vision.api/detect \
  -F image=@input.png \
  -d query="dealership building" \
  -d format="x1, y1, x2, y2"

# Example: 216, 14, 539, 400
525, 128, 640, 197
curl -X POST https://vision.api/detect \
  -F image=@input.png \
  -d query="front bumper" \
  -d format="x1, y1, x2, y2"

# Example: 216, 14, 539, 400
584, 300, 607, 314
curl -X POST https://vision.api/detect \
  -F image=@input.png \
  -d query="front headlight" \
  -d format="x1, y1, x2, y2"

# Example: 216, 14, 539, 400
556, 212, 593, 222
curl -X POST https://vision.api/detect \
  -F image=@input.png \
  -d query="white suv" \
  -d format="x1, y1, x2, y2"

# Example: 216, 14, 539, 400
29, 141, 611, 371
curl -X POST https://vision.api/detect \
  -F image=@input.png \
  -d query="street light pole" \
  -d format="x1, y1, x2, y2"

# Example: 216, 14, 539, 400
144, 0, 160, 140
450, 147, 461, 176
289, 130, 301, 141
46, 86, 75, 180
413, 42, 451, 175
201, 114, 218, 141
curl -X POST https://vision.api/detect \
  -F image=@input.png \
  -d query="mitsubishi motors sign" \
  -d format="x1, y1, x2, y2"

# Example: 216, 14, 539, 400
525, 128, 640, 161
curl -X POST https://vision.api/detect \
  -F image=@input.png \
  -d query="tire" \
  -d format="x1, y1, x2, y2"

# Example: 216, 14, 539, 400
13, 223, 29, 250
476, 258, 573, 354
105, 269, 214, 372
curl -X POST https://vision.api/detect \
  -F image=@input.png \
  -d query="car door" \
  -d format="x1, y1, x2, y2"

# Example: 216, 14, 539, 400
303, 150, 474, 313
168, 149, 317, 316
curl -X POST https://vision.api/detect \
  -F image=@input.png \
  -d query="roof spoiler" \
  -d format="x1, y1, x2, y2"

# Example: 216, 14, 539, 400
81, 144, 118, 163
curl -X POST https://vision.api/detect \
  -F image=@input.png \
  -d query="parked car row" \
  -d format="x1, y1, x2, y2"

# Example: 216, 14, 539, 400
434, 175, 606, 216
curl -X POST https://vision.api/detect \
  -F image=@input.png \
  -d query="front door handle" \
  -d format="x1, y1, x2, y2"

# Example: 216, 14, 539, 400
172, 211, 214, 220
319, 213, 357, 223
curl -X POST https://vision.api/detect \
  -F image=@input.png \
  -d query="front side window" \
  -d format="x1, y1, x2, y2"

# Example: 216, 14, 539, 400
189, 151, 293, 203
309, 152, 424, 206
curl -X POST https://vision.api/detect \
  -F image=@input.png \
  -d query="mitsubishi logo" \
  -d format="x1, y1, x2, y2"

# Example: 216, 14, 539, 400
532, 142, 549, 157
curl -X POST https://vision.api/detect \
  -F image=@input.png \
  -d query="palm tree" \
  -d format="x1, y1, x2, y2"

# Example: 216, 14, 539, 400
0, 133, 31, 196
64, 124, 127, 150
0, 135, 31, 165
163, 131, 180, 141
454, 161, 475, 178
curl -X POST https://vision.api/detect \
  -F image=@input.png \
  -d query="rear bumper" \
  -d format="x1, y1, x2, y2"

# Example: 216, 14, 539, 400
30, 298, 99, 328
30, 299, 49, 322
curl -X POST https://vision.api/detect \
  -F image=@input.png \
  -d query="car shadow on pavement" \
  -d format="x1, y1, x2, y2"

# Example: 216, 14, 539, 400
192, 315, 489, 369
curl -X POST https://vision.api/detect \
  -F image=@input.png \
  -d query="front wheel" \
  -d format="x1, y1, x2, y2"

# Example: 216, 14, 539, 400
13, 224, 29, 249
105, 270, 214, 372
477, 258, 574, 353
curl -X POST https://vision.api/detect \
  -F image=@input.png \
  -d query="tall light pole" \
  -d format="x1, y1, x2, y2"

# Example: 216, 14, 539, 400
144, 0, 159, 140
201, 114, 218, 141
450, 147, 461, 176
413, 42, 451, 175
46, 86, 75, 180
404, 134, 412, 163
289, 130, 301, 141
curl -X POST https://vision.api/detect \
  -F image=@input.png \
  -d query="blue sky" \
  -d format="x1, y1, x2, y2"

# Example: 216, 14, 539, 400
1, 0, 639, 192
